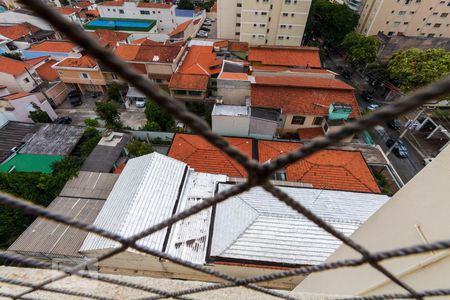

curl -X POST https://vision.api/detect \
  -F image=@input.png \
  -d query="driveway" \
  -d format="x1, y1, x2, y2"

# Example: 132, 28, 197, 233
58, 94, 101, 110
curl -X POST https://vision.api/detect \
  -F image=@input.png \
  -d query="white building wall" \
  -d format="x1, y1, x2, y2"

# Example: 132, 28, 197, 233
8, 93, 57, 122
212, 114, 250, 137
0, 12, 54, 31
0, 111, 17, 127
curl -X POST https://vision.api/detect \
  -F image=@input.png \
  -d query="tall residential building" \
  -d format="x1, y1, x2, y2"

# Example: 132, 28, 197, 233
217, 0, 312, 46
358, 0, 450, 38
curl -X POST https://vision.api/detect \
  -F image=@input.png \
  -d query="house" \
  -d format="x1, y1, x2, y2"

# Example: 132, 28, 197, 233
113, 43, 185, 87
90, 29, 130, 49
0, 23, 55, 50
0, 91, 57, 123
168, 45, 222, 101
0, 121, 37, 162
168, 133, 381, 193
0, 9, 56, 33
175, 8, 205, 27
248, 46, 321, 69
22, 40, 82, 60
56, 7, 82, 25
168, 19, 197, 41
52, 55, 107, 94
0, 55, 48, 93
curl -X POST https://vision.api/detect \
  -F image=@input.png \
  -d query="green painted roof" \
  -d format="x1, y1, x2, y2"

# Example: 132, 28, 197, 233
0, 154, 63, 174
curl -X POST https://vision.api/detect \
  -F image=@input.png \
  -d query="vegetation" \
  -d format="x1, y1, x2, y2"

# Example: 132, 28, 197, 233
79, 127, 102, 157
95, 101, 122, 128
106, 83, 122, 102
388, 48, 450, 92
341, 32, 378, 66
127, 140, 154, 157
84, 118, 99, 127
305, 0, 358, 46
144, 100, 175, 132
1, 52, 22, 61
177, 0, 194, 10
197, 0, 215, 12
374, 172, 393, 196
0, 156, 81, 248
432, 109, 450, 120
141, 121, 161, 132
151, 137, 171, 145
29, 104, 52, 123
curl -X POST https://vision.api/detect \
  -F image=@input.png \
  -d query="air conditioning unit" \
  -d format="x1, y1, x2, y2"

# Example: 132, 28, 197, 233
215, 98, 223, 104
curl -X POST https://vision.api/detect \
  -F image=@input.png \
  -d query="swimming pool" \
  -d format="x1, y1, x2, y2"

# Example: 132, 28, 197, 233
84, 18, 156, 32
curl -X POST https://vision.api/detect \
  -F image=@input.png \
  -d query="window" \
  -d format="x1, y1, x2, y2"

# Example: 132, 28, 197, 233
111, 73, 119, 80
286, 36, 290, 40
81, 73, 89, 79
273, 169, 286, 181
255, 11, 258, 15
278, 36, 284, 40
236, 22, 241, 26
237, 3, 242, 7
285, 0, 291, 3
291, 116, 305, 125
313, 117, 323, 126
394, 21, 401, 26
119, 9, 124, 14
432, 12, 438, 15
280, 24, 286, 28
261, 12, 267, 15
282, 12, 288, 16
387, 31, 395, 36
441, 13, 449, 17
428, 33, 435, 37
398, 11, 406, 15
140, 10, 150, 15
291, 13, 295, 17
260, 23, 265, 27
236, 13, 241, 17
23, 77, 30, 83
434, 23, 442, 27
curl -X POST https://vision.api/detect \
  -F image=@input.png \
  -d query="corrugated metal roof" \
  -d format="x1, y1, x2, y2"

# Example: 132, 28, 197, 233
60, 172, 120, 200
80, 153, 188, 253
210, 184, 389, 266
166, 172, 227, 264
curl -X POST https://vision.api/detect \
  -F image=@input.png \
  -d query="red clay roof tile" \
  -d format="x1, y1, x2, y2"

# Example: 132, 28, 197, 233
168, 73, 209, 90
248, 46, 321, 68
55, 56, 97, 68
178, 45, 222, 76
115, 44, 182, 63
29, 41, 78, 53
91, 29, 130, 48
56, 7, 82, 15
0, 23, 41, 40
36, 59, 59, 81
169, 20, 192, 37
2, 92, 31, 100
0, 55, 47, 76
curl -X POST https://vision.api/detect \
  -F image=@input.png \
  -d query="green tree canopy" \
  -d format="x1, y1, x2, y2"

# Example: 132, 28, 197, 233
1, 52, 22, 61
95, 101, 122, 128
141, 121, 161, 132
107, 83, 122, 102
177, 0, 194, 10
305, 0, 358, 45
388, 48, 450, 92
127, 140, 153, 157
144, 100, 175, 132
29, 104, 52, 123
342, 32, 378, 66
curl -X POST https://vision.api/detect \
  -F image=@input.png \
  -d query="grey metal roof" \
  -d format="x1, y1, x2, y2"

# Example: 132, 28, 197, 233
20, 124, 84, 156
250, 107, 279, 122
8, 172, 119, 259
0, 121, 37, 163
80, 153, 189, 253
210, 184, 389, 266
81, 132, 131, 173
212, 105, 248, 117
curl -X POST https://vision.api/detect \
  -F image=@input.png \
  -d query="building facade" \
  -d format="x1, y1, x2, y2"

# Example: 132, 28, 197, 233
358, 0, 450, 38
217, 0, 312, 46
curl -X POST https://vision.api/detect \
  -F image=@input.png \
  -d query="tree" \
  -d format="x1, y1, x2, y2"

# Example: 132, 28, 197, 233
177, 0, 194, 10
144, 100, 175, 132
388, 48, 450, 92
106, 83, 122, 102
127, 140, 153, 157
141, 121, 161, 132
95, 101, 122, 128
341, 32, 378, 66
79, 127, 101, 157
29, 104, 52, 123
84, 118, 99, 127
51, 156, 82, 179
305, 0, 358, 46
1, 52, 22, 61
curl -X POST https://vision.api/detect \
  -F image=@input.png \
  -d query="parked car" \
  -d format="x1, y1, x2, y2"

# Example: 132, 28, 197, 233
367, 103, 381, 111
196, 31, 208, 38
68, 90, 82, 106
387, 118, 401, 130
200, 26, 210, 32
135, 99, 146, 108
203, 21, 212, 26
386, 139, 408, 158
361, 90, 374, 102
54, 116, 72, 125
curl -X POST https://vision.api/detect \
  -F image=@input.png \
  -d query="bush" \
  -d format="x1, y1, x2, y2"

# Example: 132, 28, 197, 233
145, 100, 175, 132
95, 102, 122, 129
141, 121, 161, 132
106, 83, 122, 102
84, 118, 99, 127
127, 140, 153, 157
29, 104, 52, 123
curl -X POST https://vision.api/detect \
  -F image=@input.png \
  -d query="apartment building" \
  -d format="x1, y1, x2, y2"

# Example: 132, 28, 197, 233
217, 0, 312, 46
358, 0, 450, 38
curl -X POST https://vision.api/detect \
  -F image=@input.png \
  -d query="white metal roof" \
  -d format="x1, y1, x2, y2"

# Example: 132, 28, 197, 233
80, 153, 188, 253
211, 104, 249, 117
210, 184, 389, 266
188, 40, 214, 47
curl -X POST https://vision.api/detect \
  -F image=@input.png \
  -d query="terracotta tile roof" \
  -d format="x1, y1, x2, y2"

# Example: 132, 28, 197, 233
56, 7, 82, 15
168, 73, 209, 90
75, 1, 93, 8
219, 72, 248, 81
29, 41, 77, 53
115, 44, 182, 63
229, 41, 249, 52
248, 46, 321, 68
36, 59, 58, 81
2, 92, 30, 100
56, 55, 97, 68
168, 133, 252, 177
297, 127, 324, 140
178, 45, 222, 76
251, 66, 334, 74
213, 40, 228, 48
137, 2, 173, 8
258, 140, 381, 193
169, 20, 192, 37
99, 0, 124, 6
251, 77, 361, 118
0, 23, 41, 40
91, 29, 130, 48
0, 55, 47, 76
131, 37, 162, 45
85, 9, 100, 16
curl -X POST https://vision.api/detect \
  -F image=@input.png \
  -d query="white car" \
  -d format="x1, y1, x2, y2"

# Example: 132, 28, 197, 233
367, 103, 381, 111
135, 99, 146, 108
197, 31, 208, 38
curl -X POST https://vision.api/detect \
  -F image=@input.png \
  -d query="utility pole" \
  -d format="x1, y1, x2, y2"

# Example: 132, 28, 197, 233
386, 109, 424, 156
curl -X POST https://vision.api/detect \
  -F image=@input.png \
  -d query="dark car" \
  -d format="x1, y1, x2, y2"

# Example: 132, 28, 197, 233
54, 116, 72, 125
68, 90, 82, 106
386, 139, 408, 158
361, 90, 374, 102
387, 118, 401, 130
200, 26, 210, 32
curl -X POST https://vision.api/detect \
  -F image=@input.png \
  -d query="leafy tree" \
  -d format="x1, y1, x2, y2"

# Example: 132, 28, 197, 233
29, 104, 52, 123
95, 101, 122, 128
127, 140, 153, 157
144, 100, 175, 132
51, 156, 82, 179
141, 121, 161, 132
84, 118, 99, 127
388, 48, 450, 92
305, 0, 358, 45
1, 52, 22, 61
177, 0, 194, 10
79, 127, 101, 157
342, 32, 378, 66
106, 83, 122, 102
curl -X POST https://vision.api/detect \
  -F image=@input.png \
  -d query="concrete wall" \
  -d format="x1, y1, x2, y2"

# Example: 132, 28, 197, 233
212, 114, 250, 137
55, 68, 107, 87
217, 79, 251, 106
0, 111, 17, 127
249, 117, 277, 139
0, 11, 54, 31
217, 0, 238, 40
0, 71, 39, 93
45, 82, 70, 106
8, 93, 58, 122
295, 142, 450, 296
282, 114, 322, 132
